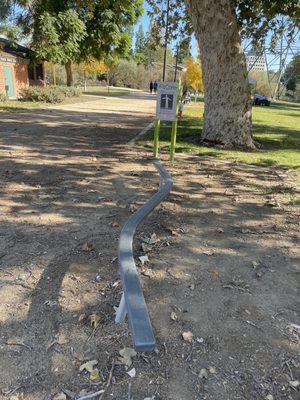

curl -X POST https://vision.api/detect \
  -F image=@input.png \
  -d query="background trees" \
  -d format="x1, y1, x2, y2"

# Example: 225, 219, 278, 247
1, 0, 143, 86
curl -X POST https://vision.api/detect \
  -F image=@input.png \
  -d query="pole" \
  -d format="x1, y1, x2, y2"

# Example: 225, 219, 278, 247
174, 43, 179, 82
153, 119, 160, 159
170, 119, 177, 161
162, 0, 170, 82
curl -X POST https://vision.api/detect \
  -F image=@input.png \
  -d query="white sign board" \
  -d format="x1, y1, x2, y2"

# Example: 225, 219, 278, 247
156, 82, 179, 121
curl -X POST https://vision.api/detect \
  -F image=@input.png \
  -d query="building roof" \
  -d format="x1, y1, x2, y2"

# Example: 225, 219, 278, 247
0, 37, 35, 59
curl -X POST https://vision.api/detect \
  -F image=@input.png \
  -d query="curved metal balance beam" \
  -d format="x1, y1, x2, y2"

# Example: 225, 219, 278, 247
115, 160, 173, 352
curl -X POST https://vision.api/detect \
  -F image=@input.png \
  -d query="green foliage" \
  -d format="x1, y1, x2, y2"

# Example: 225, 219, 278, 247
286, 78, 297, 92
135, 24, 146, 54
1, 0, 143, 64
236, 1, 300, 48
34, 10, 86, 65
19, 86, 81, 103
283, 54, 300, 87
56, 86, 82, 97
147, 1, 299, 52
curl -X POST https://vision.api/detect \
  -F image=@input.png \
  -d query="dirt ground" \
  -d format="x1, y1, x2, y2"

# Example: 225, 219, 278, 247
0, 93, 299, 400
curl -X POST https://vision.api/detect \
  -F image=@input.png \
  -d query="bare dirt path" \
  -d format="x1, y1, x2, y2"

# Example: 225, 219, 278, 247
0, 94, 299, 400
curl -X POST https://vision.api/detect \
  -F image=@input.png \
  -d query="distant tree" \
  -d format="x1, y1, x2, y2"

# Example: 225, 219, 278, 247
286, 77, 297, 92
283, 54, 300, 90
135, 24, 146, 54
79, 59, 109, 91
185, 56, 204, 92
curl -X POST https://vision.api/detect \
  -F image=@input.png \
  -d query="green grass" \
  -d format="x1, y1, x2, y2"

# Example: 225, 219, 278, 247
84, 86, 128, 97
0, 100, 41, 111
142, 99, 300, 170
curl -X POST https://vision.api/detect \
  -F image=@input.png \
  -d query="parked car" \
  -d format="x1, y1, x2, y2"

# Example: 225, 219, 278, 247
253, 93, 271, 106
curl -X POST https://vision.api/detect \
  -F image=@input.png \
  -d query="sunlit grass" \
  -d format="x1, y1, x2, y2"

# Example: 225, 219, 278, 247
141, 99, 300, 170
84, 86, 128, 97
0, 100, 40, 111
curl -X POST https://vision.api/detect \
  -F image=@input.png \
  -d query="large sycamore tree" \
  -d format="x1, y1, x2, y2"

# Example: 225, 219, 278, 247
1, 0, 143, 86
148, 0, 299, 149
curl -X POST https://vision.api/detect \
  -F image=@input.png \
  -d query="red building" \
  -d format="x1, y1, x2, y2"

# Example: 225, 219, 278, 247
0, 38, 45, 98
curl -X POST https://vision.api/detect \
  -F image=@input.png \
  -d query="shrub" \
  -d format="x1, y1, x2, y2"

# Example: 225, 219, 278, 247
0, 93, 8, 102
19, 85, 82, 103
57, 86, 82, 97
20, 86, 65, 103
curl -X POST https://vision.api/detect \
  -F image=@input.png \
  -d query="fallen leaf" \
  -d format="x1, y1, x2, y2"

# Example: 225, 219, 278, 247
264, 199, 280, 207
265, 395, 274, 400
209, 366, 217, 374
139, 255, 149, 265
142, 233, 159, 245
90, 368, 100, 381
110, 221, 120, 228
82, 242, 94, 252
203, 250, 214, 256
170, 311, 178, 321
53, 393, 67, 400
182, 331, 193, 343
199, 368, 208, 379
119, 347, 137, 367
212, 270, 220, 278
171, 230, 181, 237
129, 204, 138, 213
78, 313, 86, 322
89, 314, 101, 328
79, 360, 98, 373
126, 367, 136, 378
57, 334, 69, 345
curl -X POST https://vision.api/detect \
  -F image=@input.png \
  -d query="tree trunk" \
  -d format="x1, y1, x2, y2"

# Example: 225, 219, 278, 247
65, 61, 73, 87
83, 70, 87, 92
52, 64, 56, 86
185, 0, 254, 149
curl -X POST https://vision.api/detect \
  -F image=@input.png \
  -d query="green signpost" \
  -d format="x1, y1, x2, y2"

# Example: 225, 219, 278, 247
154, 81, 180, 161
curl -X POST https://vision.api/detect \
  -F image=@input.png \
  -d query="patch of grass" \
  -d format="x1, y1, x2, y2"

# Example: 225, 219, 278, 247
84, 86, 128, 97
141, 100, 300, 170
265, 185, 296, 195
0, 100, 40, 111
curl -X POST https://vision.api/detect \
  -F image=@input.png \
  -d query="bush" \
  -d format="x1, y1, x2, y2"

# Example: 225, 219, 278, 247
20, 86, 65, 103
19, 85, 81, 103
0, 93, 8, 102
57, 86, 82, 97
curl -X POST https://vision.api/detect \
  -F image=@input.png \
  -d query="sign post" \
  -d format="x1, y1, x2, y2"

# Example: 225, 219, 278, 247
154, 82, 179, 160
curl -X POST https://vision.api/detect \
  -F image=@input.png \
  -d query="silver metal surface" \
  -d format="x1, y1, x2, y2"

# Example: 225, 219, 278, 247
116, 160, 173, 352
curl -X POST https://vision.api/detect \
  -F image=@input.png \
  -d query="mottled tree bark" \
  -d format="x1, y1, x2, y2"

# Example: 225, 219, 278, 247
185, 0, 254, 149
65, 61, 73, 87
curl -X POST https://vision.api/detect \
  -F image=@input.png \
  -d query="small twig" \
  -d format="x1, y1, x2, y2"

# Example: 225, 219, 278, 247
127, 382, 132, 400
76, 390, 105, 400
98, 361, 115, 400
